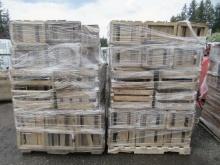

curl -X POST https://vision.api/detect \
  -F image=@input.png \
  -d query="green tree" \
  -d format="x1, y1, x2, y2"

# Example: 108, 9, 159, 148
0, 1, 10, 39
180, 4, 188, 20
170, 4, 188, 22
197, 0, 206, 22
188, 0, 198, 22
212, 3, 220, 32
204, 0, 215, 27
100, 37, 108, 47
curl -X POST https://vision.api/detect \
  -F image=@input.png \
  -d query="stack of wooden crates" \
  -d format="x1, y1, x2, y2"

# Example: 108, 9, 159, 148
10, 20, 105, 154
108, 20, 203, 154
201, 43, 220, 139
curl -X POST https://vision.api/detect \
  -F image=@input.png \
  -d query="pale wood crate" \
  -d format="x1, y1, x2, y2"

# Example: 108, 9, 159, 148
81, 25, 100, 47
110, 47, 142, 68
108, 128, 135, 148
109, 20, 143, 45
166, 110, 195, 130
142, 47, 173, 69
10, 21, 46, 44
56, 90, 99, 110
135, 129, 165, 147
45, 20, 81, 44
155, 102, 195, 111
0, 71, 11, 101
173, 48, 201, 69
109, 109, 139, 128
111, 70, 153, 81
10, 69, 55, 111
137, 110, 166, 129
207, 73, 220, 89
156, 91, 195, 102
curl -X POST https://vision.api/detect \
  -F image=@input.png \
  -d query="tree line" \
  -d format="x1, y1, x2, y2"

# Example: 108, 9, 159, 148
170, 0, 220, 33
0, 1, 9, 39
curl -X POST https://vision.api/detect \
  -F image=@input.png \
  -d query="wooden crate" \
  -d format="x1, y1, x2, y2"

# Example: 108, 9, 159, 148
81, 25, 100, 46
10, 21, 46, 44
207, 73, 220, 89
112, 70, 153, 81
142, 47, 173, 69
11, 69, 54, 111
158, 70, 198, 82
109, 109, 139, 128
108, 128, 135, 148
156, 91, 194, 102
163, 130, 192, 147
0, 71, 11, 101
110, 47, 143, 68
109, 20, 143, 45
56, 90, 98, 110
54, 69, 98, 90
157, 70, 198, 91
137, 110, 166, 129
45, 20, 81, 44
135, 129, 165, 147
17, 131, 45, 148
166, 111, 195, 130
155, 102, 195, 111
173, 48, 201, 69
75, 132, 105, 153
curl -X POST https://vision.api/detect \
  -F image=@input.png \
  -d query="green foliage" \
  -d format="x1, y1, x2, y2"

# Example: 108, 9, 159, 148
207, 33, 220, 42
188, 0, 198, 21
196, 0, 206, 22
170, 0, 218, 31
0, 1, 9, 39
212, 3, 220, 32
100, 37, 108, 47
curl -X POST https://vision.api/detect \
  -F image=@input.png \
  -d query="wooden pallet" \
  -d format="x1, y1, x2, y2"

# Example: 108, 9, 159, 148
108, 146, 191, 155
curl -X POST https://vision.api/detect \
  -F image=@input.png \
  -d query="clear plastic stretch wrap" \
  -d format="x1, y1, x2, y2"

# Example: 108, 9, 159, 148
10, 20, 106, 154
201, 43, 220, 139
107, 20, 204, 154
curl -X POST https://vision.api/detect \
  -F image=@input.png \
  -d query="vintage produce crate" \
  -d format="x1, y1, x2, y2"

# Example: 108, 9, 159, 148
45, 20, 81, 44
10, 21, 46, 44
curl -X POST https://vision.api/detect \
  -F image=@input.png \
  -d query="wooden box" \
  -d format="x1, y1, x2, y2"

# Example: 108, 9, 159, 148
10, 21, 46, 44
45, 20, 81, 44
166, 111, 195, 130
108, 128, 135, 148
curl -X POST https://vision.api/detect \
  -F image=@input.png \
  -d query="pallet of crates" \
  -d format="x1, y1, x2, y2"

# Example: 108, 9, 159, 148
200, 72, 220, 140
108, 49, 155, 153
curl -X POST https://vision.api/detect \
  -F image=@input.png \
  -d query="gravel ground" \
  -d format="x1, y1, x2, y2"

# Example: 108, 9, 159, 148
0, 102, 219, 165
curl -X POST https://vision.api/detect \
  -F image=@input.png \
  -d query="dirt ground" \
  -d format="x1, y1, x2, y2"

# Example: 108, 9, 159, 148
0, 102, 219, 165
